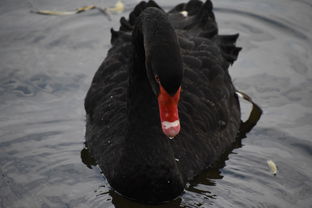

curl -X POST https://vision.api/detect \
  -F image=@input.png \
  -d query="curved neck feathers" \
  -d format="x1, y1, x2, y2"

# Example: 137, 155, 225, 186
127, 7, 182, 130
131, 8, 182, 90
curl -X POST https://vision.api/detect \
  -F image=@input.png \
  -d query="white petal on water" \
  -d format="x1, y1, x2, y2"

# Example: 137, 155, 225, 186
267, 160, 278, 175
107, 0, 125, 13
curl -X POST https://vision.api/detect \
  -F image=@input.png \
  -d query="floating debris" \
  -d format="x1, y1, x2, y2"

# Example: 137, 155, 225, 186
267, 160, 278, 175
31, 0, 124, 17
107, 0, 125, 13
32, 5, 96, 16
34, 10, 76, 15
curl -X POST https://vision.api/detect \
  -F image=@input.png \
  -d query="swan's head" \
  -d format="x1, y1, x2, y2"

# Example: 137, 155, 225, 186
145, 43, 183, 138
135, 7, 183, 138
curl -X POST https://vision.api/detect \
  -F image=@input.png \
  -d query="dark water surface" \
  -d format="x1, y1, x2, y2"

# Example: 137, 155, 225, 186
1, 0, 311, 207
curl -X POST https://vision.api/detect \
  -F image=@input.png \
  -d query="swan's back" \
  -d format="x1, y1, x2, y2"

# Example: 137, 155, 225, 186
85, 0, 241, 203
168, 0, 241, 179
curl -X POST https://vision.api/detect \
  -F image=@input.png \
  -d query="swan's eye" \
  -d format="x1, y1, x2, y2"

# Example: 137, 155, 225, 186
155, 75, 160, 83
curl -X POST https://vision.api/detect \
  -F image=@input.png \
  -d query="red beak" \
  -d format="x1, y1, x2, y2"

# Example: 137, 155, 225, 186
157, 85, 181, 138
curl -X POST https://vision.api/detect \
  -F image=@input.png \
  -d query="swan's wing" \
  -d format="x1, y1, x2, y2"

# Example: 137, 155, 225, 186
84, 34, 133, 176
168, 0, 241, 65
84, 36, 132, 122
165, 1, 242, 178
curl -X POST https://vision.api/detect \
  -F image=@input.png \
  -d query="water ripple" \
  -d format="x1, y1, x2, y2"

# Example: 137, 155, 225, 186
215, 7, 309, 40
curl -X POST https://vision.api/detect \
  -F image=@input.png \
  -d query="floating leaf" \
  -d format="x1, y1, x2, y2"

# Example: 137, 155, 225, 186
31, 0, 124, 17
33, 5, 96, 16
267, 160, 278, 175
76, 5, 96, 13
34, 10, 78, 16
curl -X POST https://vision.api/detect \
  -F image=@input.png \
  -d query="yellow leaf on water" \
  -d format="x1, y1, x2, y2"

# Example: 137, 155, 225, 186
33, 5, 96, 16
32, 2, 122, 17
76, 5, 96, 13
267, 160, 278, 175
35, 10, 77, 15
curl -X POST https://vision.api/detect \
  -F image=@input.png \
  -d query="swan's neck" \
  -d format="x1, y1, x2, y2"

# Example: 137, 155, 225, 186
127, 8, 183, 138
131, 7, 182, 88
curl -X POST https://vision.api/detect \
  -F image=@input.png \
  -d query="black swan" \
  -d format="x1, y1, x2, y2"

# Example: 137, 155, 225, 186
84, 0, 258, 203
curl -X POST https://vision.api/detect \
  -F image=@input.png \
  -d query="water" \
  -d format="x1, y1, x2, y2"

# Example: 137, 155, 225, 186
1, 0, 311, 207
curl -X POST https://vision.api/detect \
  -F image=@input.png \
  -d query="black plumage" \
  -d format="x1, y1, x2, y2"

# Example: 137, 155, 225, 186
85, 0, 241, 203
